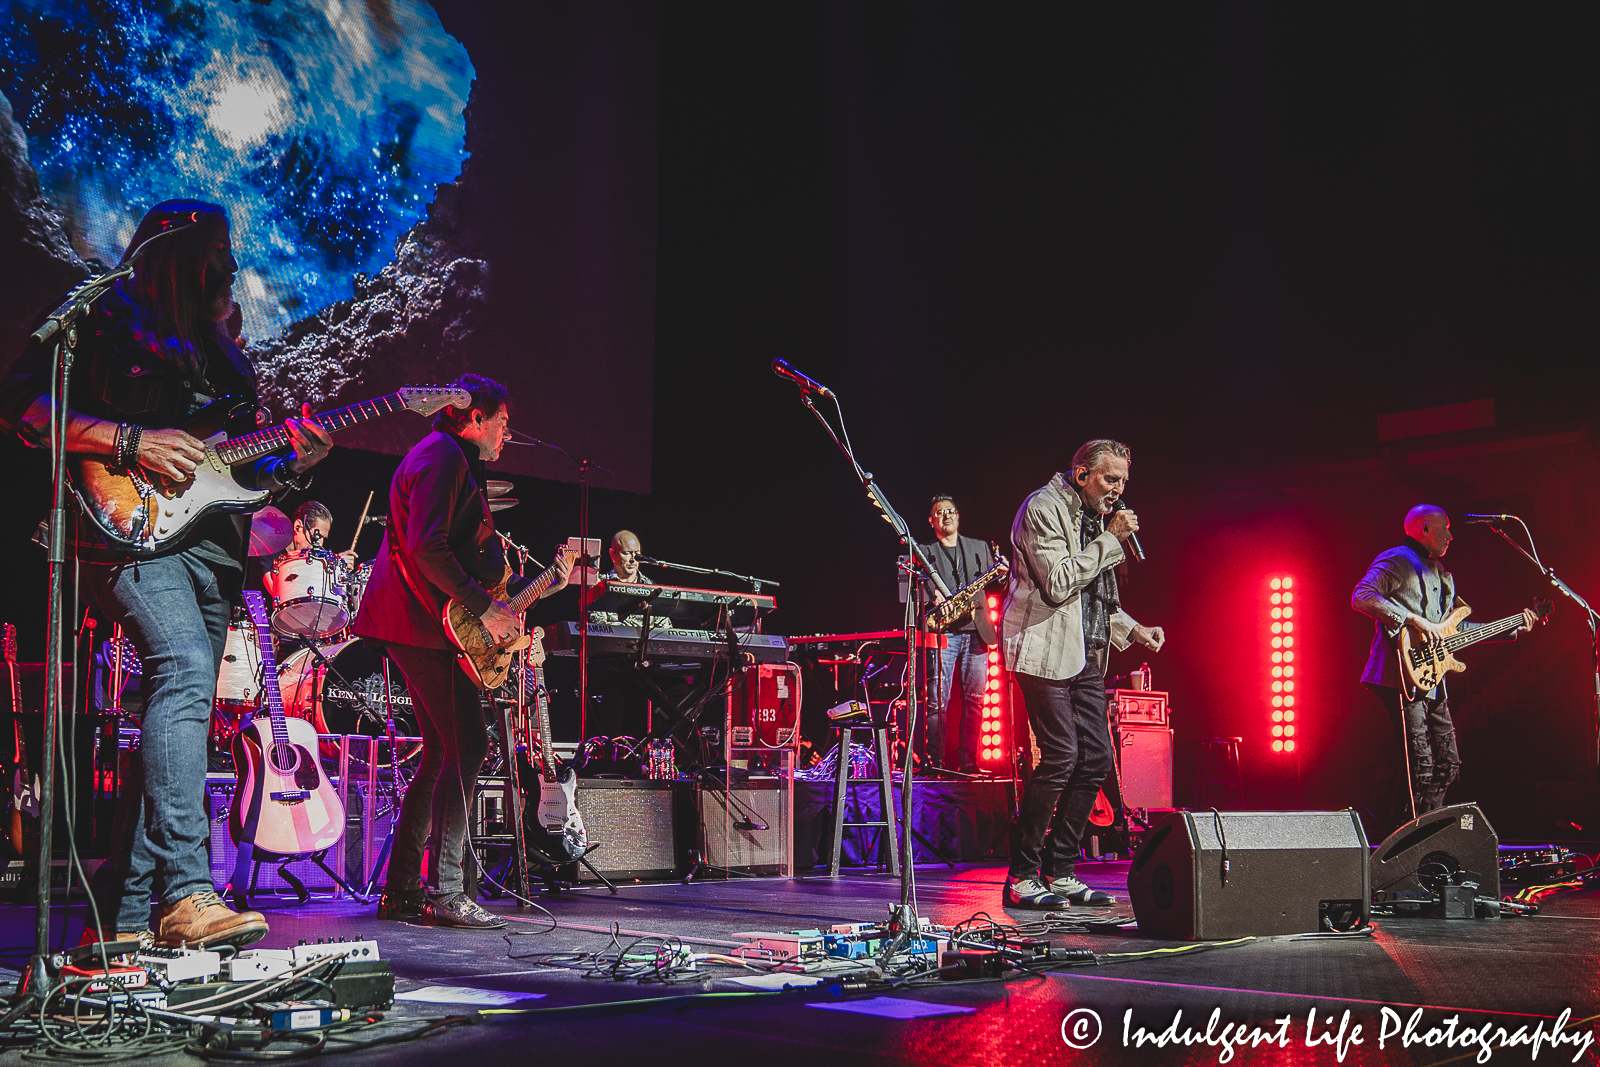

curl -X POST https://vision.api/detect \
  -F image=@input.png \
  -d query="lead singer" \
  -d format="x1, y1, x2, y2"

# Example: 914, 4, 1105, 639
1001, 439, 1166, 909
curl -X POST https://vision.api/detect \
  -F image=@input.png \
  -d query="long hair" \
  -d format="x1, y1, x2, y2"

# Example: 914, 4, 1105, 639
118, 199, 235, 378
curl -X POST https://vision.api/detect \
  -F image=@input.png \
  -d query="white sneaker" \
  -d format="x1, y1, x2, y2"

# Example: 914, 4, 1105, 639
1048, 875, 1115, 906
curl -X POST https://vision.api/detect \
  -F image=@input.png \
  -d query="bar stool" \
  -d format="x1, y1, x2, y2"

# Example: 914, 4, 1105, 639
1197, 736, 1244, 810
829, 721, 901, 877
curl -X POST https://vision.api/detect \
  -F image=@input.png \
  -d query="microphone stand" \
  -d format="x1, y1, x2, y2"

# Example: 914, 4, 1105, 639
788, 387, 940, 922
639, 557, 781, 595
1483, 518, 1600, 768
503, 433, 614, 740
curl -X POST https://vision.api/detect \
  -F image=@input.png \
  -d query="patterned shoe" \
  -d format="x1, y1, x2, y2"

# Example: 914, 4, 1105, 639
376, 885, 427, 921
1003, 877, 1069, 910
425, 891, 507, 929
1048, 875, 1115, 906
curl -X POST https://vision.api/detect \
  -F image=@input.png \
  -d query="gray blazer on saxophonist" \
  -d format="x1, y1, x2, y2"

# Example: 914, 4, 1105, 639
1001, 473, 1139, 681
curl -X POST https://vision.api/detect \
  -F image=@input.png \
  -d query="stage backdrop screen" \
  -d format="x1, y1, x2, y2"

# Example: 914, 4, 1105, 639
0, 1, 660, 492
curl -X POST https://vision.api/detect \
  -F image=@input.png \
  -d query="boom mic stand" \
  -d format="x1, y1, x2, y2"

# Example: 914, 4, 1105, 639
1480, 516, 1600, 768
637, 556, 781, 597
785, 383, 941, 922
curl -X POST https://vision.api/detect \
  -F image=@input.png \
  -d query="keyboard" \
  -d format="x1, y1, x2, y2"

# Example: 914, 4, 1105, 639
551, 620, 790, 664
584, 581, 776, 628
787, 630, 945, 656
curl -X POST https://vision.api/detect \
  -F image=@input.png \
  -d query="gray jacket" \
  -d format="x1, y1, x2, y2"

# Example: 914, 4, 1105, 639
1001, 473, 1138, 680
1351, 542, 1463, 689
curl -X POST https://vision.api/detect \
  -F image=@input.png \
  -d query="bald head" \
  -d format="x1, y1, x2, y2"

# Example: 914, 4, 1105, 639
610, 530, 643, 582
1404, 504, 1452, 558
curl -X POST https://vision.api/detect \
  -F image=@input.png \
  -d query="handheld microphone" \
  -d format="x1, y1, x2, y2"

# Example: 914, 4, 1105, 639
1111, 498, 1145, 561
770, 358, 834, 398
1461, 513, 1514, 524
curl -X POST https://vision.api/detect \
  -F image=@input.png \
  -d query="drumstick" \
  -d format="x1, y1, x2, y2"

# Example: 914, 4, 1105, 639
348, 490, 374, 555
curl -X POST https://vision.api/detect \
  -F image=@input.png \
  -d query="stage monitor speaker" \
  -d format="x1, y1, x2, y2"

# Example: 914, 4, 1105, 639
569, 780, 693, 881
1128, 809, 1370, 939
1119, 725, 1173, 809
1369, 803, 1499, 901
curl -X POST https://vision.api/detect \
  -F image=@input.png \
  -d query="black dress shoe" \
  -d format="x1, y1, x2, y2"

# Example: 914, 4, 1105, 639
376, 885, 426, 921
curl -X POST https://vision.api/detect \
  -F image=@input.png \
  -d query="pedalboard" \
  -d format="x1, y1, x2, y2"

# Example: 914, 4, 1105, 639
168, 958, 395, 1012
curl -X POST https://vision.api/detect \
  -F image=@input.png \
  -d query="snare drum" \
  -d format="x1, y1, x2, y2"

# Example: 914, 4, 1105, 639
267, 550, 348, 638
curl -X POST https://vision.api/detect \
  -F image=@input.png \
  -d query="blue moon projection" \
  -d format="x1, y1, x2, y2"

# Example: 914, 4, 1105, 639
0, 0, 473, 344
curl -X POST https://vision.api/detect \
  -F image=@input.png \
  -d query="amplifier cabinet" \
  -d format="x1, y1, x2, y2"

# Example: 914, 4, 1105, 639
1119, 725, 1173, 810
207, 778, 339, 893
569, 780, 694, 881
698, 777, 792, 877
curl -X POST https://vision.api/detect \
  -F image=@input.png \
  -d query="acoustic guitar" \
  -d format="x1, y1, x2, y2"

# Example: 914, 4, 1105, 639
1396, 598, 1550, 700
523, 627, 587, 865
69, 386, 467, 557
443, 546, 577, 689
3, 625, 38, 858
229, 591, 345, 857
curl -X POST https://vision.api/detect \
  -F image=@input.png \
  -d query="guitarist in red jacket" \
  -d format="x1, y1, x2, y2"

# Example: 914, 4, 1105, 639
354, 374, 570, 928
0, 201, 333, 948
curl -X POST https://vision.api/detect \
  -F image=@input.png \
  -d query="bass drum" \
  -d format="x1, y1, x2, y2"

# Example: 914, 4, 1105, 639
276, 640, 420, 766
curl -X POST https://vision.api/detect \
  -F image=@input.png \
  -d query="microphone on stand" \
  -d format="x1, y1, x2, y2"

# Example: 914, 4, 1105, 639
1462, 513, 1514, 524
770, 358, 834, 398
1111, 498, 1146, 561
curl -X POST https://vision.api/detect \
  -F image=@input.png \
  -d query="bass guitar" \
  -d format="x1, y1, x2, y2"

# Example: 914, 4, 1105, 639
70, 386, 468, 557
522, 627, 587, 865
229, 592, 345, 857
443, 545, 578, 689
1397, 598, 1551, 700
924, 544, 1009, 645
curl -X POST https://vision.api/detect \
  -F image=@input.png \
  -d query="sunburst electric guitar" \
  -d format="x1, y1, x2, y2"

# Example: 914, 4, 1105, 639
1396, 598, 1551, 700
69, 386, 469, 557
443, 546, 578, 689
230, 591, 345, 857
523, 627, 587, 865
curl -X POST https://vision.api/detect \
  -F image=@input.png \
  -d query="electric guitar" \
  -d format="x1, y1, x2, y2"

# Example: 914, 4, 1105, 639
69, 386, 469, 557
229, 592, 345, 857
3, 625, 38, 858
1396, 598, 1551, 700
924, 545, 1009, 645
524, 627, 587, 864
443, 546, 578, 689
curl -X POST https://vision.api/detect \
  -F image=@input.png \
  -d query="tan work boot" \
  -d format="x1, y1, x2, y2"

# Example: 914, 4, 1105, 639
156, 889, 269, 948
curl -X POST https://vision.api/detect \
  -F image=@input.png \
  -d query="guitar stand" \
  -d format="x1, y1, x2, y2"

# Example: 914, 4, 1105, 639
228, 841, 372, 909
516, 843, 618, 895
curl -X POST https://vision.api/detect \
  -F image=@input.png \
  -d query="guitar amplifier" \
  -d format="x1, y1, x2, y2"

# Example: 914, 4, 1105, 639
699, 778, 792, 876
569, 780, 694, 881
1119, 726, 1173, 810
1111, 689, 1168, 726
726, 663, 802, 752
206, 777, 339, 893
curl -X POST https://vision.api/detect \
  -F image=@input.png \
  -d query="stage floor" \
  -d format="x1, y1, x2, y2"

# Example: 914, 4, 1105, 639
0, 862, 1594, 1065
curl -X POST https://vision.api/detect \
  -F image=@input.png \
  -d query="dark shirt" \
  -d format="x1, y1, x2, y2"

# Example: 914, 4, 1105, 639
0, 284, 274, 572
917, 535, 994, 638
353, 431, 527, 649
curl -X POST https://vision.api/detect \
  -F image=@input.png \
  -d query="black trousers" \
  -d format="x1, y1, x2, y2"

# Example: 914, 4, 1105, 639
1009, 649, 1114, 880
1369, 683, 1460, 821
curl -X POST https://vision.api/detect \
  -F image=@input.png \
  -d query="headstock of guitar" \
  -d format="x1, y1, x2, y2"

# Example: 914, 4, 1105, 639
3, 624, 14, 665
528, 625, 547, 667
398, 386, 474, 417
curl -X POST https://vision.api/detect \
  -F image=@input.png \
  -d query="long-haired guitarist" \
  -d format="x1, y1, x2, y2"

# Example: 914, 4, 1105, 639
353, 373, 571, 928
1352, 504, 1535, 824
0, 200, 333, 949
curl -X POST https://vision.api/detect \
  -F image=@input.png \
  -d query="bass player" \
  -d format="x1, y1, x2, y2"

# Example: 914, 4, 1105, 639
1352, 504, 1535, 823
0, 200, 333, 948
354, 373, 571, 928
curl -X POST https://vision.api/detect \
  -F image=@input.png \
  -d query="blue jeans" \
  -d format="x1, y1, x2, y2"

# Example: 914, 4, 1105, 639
83, 552, 231, 932
923, 633, 989, 769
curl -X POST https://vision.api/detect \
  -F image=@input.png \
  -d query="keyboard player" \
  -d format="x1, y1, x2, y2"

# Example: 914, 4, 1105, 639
583, 529, 658, 739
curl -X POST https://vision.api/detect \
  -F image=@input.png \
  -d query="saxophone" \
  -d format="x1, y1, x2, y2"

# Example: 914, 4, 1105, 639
924, 545, 1010, 633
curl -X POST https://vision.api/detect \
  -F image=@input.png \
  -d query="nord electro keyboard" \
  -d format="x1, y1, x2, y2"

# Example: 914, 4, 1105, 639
787, 630, 946, 656
585, 581, 776, 628
552, 620, 791, 664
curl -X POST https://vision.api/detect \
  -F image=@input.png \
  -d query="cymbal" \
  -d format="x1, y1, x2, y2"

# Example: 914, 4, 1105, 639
489, 497, 519, 512
486, 480, 514, 498
249, 506, 294, 557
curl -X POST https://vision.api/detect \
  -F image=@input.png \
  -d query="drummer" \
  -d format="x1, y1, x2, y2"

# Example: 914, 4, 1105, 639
262, 501, 357, 598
